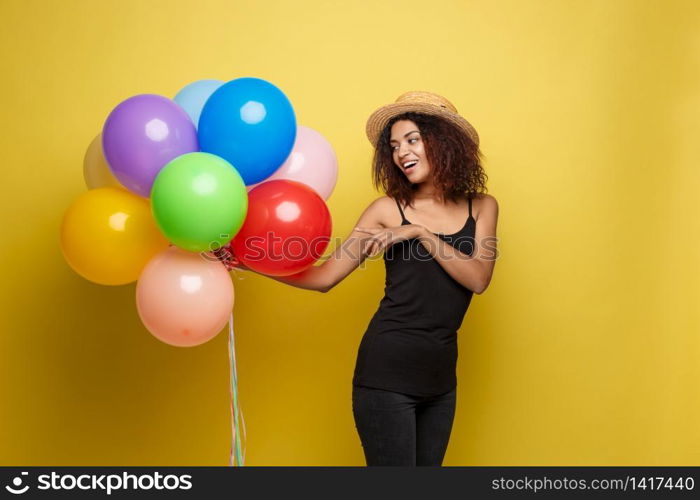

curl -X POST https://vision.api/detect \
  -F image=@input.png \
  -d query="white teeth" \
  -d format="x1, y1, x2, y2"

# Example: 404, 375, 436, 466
403, 161, 418, 168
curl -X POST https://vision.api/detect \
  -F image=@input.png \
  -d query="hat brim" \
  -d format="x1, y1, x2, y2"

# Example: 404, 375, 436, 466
365, 102, 479, 148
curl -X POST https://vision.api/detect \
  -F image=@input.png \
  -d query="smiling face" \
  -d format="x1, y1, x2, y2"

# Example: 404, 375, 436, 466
390, 120, 432, 184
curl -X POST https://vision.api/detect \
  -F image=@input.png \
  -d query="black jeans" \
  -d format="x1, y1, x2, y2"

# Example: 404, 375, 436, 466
352, 385, 457, 466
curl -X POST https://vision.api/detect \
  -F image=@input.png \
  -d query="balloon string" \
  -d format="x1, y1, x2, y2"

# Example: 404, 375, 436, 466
228, 312, 245, 466
214, 247, 240, 271
232, 313, 244, 466
227, 314, 235, 466
228, 313, 238, 465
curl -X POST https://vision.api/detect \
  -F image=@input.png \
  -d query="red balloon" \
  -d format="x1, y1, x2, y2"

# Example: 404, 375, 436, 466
231, 180, 332, 276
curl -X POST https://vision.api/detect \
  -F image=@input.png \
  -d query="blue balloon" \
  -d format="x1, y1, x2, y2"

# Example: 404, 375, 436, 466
173, 79, 224, 129
198, 77, 297, 185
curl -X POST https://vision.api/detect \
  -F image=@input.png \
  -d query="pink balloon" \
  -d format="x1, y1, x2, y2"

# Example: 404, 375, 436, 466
136, 246, 233, 347
246, 125, 338, 199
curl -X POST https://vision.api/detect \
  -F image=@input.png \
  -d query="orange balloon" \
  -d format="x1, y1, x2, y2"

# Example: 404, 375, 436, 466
83, 133, 122, 189
60, 187, 169, 285
136, 246, 234, 347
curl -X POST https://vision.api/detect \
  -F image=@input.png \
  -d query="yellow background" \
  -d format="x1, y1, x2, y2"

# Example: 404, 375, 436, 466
1, 0, 699, 465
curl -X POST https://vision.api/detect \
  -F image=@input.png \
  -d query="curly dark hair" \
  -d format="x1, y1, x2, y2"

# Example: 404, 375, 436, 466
371, 112, 487, 208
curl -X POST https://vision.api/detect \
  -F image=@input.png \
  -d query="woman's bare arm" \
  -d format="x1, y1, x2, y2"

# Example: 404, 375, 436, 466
239, 197, 390, 293
416, 194, 499, 293
354, 194, 498, 294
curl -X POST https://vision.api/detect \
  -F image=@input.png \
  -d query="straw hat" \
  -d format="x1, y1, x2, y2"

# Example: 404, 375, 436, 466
365, 91, 479, 148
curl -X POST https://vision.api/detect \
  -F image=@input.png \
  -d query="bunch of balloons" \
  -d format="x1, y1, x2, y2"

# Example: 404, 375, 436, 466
61, 77, 337, 348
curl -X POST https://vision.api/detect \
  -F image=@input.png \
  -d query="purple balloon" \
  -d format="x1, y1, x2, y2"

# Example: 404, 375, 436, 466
102, 94, 198, 197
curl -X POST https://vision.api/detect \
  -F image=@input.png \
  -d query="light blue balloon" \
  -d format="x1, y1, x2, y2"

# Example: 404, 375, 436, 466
198, 77, 297, 185
174, 79, 224, 129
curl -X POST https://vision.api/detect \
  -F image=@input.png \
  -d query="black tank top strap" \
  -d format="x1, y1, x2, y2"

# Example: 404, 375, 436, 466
395, 198, 409, 224
468, 195, 473, 219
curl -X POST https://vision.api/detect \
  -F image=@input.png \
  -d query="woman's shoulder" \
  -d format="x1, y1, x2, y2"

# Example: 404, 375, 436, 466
471, 193, 498, 221
362, 196, 400, 227
471, 192, 498, 204
362, 195, 399, 209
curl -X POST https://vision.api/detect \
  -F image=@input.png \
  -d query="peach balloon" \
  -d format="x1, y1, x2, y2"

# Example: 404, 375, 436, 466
246, 125, 338, 199
136, 246, 234, 347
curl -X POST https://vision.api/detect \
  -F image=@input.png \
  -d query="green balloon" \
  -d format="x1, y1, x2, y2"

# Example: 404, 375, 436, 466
151, 152, 248, 252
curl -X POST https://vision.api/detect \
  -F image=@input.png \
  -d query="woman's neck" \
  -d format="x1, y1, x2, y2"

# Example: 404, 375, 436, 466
413, 180, 444, 203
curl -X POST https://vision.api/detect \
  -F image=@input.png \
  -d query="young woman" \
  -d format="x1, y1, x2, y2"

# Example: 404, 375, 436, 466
237, 91, 498, 466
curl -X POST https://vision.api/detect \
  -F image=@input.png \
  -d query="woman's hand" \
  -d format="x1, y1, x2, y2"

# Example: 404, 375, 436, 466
354, 224, 426, 258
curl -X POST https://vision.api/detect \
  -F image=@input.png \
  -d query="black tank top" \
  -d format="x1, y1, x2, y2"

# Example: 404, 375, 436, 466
353, 196, 477, 396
